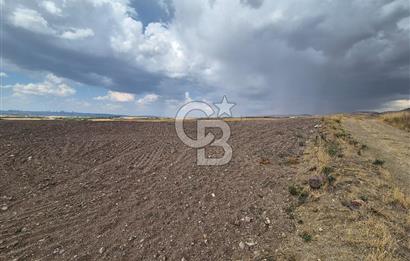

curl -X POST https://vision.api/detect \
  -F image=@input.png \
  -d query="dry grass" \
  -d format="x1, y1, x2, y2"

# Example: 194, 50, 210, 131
364, 219, 395, 260
380, 111, 410, 131
346, 218, 396, 261
278, 116, 409, 260
284, 156, 300, 165
391, 187, 410, 209
327, 114, 344, 122
317, 146, 331, 166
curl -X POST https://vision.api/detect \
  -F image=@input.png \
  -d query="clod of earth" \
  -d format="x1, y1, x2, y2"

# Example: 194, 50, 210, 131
342, 199, 365, 210
350, 199, 365, 209
259, 158, 271, 165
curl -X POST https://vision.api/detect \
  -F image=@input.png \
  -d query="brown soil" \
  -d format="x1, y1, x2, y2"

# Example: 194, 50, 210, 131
0, 119, 318, 260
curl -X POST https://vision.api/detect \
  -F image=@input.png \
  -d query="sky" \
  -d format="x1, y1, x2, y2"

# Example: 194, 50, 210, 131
0, 0, 409, 116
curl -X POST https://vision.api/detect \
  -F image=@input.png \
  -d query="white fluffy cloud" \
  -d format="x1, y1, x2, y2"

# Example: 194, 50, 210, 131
6, 0, 191, 77
137, 93, 159, 106
40, 1, 62, 16
94, 90, 135, 102
10, 7, 54, 34
0, 72, 7, 78
107, 8, 190, 77
61, 28, 95, 40
12, 74, 76, 97
134, 23, 189, 77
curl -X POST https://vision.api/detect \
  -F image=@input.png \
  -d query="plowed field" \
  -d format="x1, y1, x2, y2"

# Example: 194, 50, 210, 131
0, 119, 318, 260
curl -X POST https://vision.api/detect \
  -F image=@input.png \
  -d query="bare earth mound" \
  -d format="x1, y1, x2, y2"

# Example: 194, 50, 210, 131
0, 119, 317, 260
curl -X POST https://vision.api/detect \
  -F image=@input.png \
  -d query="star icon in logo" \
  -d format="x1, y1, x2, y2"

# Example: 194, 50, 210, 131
214, 96, 236, 117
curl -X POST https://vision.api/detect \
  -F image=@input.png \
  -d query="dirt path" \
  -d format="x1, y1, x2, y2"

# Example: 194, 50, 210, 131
343, 117, 410, 195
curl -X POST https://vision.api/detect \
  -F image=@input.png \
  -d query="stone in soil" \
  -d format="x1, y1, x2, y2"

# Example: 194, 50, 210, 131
350, 199, 365, 209
309, 176, 324, 189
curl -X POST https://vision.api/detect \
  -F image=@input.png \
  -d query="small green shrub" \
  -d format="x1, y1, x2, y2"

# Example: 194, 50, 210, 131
327, 142, 340, 157
326, 174, 336, 185
285, 205, 295, 219
335, 132, 346, 138
322, 166, 333, 175
301, 232, 312, 242
348, 139, 359, 146
289, 185, 309, 204
373, 159, 385, 166
322, 166, 336, 185
360, 195, 369, 202
288, 185, 303, 196
298, 191, 309, 203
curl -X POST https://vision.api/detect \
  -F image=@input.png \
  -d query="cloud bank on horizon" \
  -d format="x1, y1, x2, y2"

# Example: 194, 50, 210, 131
1, 0, 409, 115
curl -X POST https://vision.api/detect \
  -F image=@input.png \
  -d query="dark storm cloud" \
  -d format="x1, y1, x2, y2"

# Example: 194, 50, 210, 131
170, 0, 409, 114
2, 0, 410, 114
2, 24, 166, 93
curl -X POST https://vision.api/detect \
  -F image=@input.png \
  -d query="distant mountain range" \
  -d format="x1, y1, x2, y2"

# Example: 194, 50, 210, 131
0, 110, 125, 118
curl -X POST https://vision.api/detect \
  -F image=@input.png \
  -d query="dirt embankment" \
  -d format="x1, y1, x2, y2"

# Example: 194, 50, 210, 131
278, 117, 409, 260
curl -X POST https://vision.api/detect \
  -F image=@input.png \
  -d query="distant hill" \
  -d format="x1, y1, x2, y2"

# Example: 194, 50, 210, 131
0, 110, 125, 118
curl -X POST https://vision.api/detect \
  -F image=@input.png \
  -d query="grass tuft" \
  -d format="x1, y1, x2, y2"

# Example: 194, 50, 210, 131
321, 166, 333, 175
372, 159, 385, 166
288, 184, 303, 196
300, 232, 312, 242
391, 187, 410, 209
327, 141, 340, 157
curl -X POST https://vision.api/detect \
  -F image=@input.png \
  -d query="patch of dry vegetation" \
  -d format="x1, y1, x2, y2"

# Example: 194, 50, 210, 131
347, 217, 396, 261
380, 111, 410, 131
391, 187, 410, 209
277, 116, 409, 260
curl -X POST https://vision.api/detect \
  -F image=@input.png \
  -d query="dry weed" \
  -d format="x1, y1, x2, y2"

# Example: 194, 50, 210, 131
391, 187, 410, 209
380, 111, 410, 131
